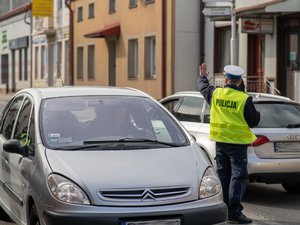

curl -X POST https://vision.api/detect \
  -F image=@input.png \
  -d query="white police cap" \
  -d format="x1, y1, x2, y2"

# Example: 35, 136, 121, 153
224, 65, 244, 79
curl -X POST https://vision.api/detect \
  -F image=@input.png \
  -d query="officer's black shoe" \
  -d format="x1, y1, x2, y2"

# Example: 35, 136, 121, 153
227, 213, 253, 224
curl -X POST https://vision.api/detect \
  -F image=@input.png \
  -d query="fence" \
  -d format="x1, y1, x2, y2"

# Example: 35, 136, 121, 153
212, 74, 281, 95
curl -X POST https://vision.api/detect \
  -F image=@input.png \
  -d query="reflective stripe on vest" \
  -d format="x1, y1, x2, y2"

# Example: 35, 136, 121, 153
210, 87, 256, 144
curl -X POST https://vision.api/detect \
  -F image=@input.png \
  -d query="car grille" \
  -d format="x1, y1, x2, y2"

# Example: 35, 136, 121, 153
99, 186, 191, 202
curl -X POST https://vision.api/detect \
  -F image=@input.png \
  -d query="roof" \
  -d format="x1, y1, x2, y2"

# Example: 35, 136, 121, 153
17, 86, 149, 99
171, 91, 294, 103
84, 23, 120, 38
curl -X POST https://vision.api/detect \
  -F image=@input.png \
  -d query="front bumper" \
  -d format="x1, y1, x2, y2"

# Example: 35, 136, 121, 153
42, 201, 227, 225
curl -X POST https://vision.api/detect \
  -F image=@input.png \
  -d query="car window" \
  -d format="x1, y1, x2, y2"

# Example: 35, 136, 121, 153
255, 102, 300, 128
174, 97, 203, 122
162, 98, 180, 113
0, 96, 24, 140
40, 96, 189, 149
14, 97, 35, 157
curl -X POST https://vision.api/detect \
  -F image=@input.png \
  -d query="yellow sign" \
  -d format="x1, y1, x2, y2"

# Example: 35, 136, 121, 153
32, 0, 53, 17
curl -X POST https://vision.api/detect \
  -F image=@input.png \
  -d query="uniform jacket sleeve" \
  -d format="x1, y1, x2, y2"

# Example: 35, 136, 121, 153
244, 96, 261, 128
197, 75, 215, 105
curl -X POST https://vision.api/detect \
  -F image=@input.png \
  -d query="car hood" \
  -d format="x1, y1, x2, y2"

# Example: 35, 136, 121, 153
46, 145, 207, 206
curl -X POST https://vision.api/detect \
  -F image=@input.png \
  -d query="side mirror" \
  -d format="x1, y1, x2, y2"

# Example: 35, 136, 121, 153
3, 139, 25, 156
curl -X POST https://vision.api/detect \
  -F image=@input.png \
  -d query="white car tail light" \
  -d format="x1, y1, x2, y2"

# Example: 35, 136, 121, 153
249, 135, 270, 147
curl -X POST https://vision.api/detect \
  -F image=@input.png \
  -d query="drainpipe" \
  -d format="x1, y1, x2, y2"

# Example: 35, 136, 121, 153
65, 0, 74, 85
200, 0, 205, 64
162, 0, 167, 98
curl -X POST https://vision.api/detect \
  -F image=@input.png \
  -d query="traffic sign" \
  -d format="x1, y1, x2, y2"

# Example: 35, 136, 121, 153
202, 7, 231, 16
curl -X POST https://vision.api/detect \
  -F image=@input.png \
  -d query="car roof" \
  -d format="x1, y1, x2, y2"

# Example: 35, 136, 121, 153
170, 91, 295, 103
17, 86, 149, 99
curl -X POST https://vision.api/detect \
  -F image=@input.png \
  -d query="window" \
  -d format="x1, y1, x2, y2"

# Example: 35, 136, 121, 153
1, 96, 24, 140
162, 97, 204, 123
57, 42, 62, 78
77, 46, 84, 80
88, 45, 95, 79
214, 27, 231, 73
41, 46, 45, 79
14, 97, 35, 157
1, 54, 9, 84
109, 0, 116, 13
57, 0, 62, 10
255, 103, 300, 128
129, 0, 137, 8
88, 3, 94, 19
128, 39, 138, 79
77, 6, 83, 22
144, 0, 155, 5
145, 36, 156, 79
65, 41, 70, 83
35, 47, 38, 79
24, 48, 28, 80
19, 49, 23, 81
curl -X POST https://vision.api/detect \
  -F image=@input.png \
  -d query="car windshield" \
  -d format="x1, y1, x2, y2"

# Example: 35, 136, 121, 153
254, 102, 300, 128
40, 96, 189, 149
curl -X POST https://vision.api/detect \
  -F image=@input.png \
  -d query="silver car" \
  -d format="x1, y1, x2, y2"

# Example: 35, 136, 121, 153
160, 91, 300, 194
0, 87, 227, 225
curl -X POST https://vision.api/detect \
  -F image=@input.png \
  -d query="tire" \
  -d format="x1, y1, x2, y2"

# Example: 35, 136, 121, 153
29, 204, 40, 225
282, 183, 300, 194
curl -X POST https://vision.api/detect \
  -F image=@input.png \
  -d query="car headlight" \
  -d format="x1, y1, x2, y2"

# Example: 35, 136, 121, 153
199, 167, 222, 199
48, 174, 90, 205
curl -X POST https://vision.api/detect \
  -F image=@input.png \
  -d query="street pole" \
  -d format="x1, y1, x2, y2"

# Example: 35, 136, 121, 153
230, 0, 237, 65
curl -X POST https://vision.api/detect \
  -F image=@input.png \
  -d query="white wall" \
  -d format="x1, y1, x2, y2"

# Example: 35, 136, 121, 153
0, 13, 31, 91
174, 0, 200, 92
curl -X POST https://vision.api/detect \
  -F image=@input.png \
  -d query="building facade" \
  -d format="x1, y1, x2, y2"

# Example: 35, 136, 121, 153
0, 0, 31, 94
204, 0, 300, 101
71, 0, 201, 99
32, 0, 70, 87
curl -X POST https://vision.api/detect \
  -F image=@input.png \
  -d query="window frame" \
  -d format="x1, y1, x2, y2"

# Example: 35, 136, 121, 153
128, 39, 139, 79
77, 46, 84, 80
88, 2, 95, 19
77, 6, 83, 22
144, 35, 156, 79
88, 45, 95, 80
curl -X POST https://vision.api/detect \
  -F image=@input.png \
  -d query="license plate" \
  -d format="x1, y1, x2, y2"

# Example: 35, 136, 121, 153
124, 219, 181, 225
274, 142, 300, 152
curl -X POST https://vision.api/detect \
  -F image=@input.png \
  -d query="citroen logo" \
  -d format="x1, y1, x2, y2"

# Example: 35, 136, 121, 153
141, 189, 156, 200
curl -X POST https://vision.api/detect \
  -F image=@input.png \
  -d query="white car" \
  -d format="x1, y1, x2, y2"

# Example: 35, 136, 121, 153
160, 91, 300, 194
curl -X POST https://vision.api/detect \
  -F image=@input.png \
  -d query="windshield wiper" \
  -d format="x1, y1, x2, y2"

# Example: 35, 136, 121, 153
286, 123, 300, 128
118, 138, 182, 147
51, 139, 183, 150
84, 138, 182, 147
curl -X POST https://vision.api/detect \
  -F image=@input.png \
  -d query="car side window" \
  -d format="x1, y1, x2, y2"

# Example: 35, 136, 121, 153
162, 99, 180, 113
0, 96, 24, 140
14, 97, 35, 157
175, 97, 204, 122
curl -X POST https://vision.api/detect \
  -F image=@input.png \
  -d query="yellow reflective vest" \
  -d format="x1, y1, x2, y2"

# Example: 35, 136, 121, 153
210, 87, 257, 144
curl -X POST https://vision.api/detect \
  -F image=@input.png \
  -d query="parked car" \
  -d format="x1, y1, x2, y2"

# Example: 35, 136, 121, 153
0, 87, 227, 225
160, 91, 300, 194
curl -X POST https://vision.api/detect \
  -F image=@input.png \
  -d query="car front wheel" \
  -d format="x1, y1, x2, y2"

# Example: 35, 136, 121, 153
29, 204, 40, 225
282, 182, 300, 194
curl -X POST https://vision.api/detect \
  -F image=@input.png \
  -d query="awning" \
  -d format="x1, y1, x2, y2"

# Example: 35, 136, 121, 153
237, 0, 300, 17
84, 23, 120, 38
208, 0, 298, 21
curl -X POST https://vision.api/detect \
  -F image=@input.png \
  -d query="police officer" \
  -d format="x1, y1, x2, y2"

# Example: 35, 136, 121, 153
198, 63, 260, 224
